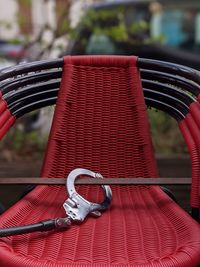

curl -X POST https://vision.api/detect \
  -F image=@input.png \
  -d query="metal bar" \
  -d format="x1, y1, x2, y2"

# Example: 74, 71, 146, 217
0, 58, 64, 82
0, 177, 191, 185
138, 58, 200, 85
11, 88, 186, 121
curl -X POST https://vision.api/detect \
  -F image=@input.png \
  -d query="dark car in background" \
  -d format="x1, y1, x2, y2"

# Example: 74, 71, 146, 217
68, 0, 200, 69
0, 40, 27, 70
0, 40, 26, 61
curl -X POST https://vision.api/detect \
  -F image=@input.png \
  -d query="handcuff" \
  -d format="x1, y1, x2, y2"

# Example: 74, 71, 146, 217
0, 168, 112, 237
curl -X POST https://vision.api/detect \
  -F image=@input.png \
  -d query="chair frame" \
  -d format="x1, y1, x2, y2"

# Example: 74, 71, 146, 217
0, 57, 199, 222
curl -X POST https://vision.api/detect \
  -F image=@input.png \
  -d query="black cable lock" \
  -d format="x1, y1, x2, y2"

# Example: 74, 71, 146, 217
0, 169, 112, 237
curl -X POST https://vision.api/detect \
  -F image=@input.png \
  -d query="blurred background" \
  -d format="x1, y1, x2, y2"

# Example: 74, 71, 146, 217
0, 0, 199, 210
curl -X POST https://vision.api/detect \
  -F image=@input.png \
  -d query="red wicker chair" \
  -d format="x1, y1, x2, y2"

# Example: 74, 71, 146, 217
0, 55, 199, 266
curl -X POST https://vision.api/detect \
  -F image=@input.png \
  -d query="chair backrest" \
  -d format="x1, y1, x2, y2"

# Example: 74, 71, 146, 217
41, 56, 158, 179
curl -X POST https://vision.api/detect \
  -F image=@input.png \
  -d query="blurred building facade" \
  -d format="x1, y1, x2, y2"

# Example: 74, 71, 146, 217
0, 0, 102, 41
0, 0, 19, 39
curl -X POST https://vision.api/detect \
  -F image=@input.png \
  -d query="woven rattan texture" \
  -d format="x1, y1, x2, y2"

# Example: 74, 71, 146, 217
41, 56, 157, 179
187, 102, 200, 207
0, 56, 199, 267
0, 99, 16, 139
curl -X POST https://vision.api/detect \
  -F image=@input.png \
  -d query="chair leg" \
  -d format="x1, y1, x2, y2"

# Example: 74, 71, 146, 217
161, 186, 177, 203
192, 207, 200, 223
0, 202, 5, 214
19, 185, 36, 199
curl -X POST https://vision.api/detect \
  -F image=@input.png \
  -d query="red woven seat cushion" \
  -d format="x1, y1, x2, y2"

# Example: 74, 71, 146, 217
0, 55, 199, 267
0, 185, 199, 266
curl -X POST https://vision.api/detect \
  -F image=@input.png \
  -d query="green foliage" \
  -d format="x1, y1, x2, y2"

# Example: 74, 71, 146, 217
79, 6, 129, 42
16, 14, 26, 30
8, 38, 23, 45
0, 125, 48, 161
151, 33, 166, 44
148, 109, 187, 155
82, 6, 125, 28
18, 0, 32, 6
129, 20, 149, 32
56, 18, 71, 37
0, 109, 188, 162
75, 5, 163, 48
0, 20, 12, 30
94, 23, 128, 42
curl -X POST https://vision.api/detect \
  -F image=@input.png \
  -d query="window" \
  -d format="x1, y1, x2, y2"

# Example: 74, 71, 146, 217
151, 6, 200, 52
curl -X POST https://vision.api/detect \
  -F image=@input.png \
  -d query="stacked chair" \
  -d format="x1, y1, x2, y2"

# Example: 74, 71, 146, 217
0, 55, 199, 266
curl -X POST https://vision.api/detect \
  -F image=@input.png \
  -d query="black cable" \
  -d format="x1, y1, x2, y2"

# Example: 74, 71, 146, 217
0, 217, 71, 237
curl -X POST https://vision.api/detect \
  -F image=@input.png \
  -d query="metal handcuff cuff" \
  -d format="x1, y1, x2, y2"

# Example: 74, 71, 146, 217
0, 168, 112, 237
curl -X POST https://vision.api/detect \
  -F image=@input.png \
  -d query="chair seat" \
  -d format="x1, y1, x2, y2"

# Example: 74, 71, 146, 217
0, 185, 199, 267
